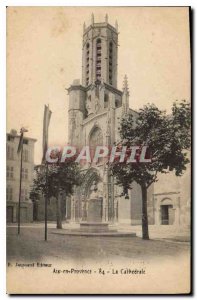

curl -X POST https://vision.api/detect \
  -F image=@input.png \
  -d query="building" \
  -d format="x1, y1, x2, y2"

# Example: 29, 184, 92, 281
65, 14, 153, 225
6, 129, 36, 223
34, 14, 190, 228
152, 164, 191, 227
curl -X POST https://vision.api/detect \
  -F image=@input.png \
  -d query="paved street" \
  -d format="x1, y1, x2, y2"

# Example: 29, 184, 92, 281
7, 224, 190, 263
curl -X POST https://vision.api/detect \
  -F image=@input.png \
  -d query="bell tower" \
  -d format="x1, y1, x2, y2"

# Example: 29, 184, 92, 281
82, 14, 118, 88
66, 14, 138, 226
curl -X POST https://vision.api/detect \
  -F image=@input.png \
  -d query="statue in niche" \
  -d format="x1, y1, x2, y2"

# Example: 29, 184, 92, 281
89, 181, 98, 199
95, 96, 101, 114
89, 180, 103, 200
100, 78, 105, 88
86, 95, 94, 116
97, 181, 103, 198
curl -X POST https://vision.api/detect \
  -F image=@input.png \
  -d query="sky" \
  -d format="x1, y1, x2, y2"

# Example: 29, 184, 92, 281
7, 6, 190, 164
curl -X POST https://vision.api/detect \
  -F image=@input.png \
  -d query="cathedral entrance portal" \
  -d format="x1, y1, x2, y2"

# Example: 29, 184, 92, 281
79, 168, 110, 233
80, 168, 103, 223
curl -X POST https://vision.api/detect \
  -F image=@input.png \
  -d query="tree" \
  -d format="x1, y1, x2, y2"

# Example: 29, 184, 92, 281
30, 161, 82, 229
110, 100, 191, 239
29, 188, 40, 221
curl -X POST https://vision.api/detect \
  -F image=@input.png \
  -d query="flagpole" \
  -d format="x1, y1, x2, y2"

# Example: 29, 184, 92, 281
18, 140, 23, 235
17, 127, 28, 235
45, 163, 48, 241
42, 104, 52, 241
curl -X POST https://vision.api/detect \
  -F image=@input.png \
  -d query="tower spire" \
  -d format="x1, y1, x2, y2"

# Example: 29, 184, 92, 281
122, 75, 129, 114
123, 75, 129, 93
105, 14, 108, 23
91, 13, 94, 25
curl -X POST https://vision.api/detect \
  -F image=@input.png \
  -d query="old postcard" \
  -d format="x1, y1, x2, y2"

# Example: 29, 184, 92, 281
6, 6, 191, 294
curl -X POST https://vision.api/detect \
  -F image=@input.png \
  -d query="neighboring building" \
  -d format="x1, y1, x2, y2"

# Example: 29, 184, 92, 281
152, 164, 191, 227
31, 164, 66, 222
6, 129, 36, 223
33, 192, 66, 222
65, 14, 152, 225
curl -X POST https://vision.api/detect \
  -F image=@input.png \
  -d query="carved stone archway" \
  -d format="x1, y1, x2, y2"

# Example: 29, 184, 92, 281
81, 167, 101, 199
80, 167, 103, 221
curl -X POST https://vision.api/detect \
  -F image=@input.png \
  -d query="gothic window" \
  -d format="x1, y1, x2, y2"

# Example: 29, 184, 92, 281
89, 127, 103, 149
104, 94, 109, 108
109, 41, 113, 85
96, 39, 102, 81
86, 43, 90, 86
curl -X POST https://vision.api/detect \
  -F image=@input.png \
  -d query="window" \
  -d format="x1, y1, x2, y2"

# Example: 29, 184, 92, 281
21, 189, 29, 201
7, 166, 14, 179
109, 41, 113, 85
22, 168, 28, 180
115, 99, 119, 108
23, 139, 28, 145
6, 186, 13, 201
7, 135, 14, 142
89, 127, 103, 164
96, 39, 102, 81
7, 146, 14, 160
89, 127, 103, 149
23, 149, 29, 162
86, 43, 90, 86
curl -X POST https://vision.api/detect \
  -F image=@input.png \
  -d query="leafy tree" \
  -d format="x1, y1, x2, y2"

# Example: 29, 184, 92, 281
30, 161, 82, 229
110, 100, 191, 239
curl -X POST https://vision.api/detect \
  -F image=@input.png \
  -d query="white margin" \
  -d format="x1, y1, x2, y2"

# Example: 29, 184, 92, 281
1, 1, 195, 299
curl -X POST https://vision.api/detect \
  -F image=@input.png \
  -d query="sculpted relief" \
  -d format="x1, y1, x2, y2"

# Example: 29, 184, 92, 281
85, 92, 102, 117
86, 95, 94, 116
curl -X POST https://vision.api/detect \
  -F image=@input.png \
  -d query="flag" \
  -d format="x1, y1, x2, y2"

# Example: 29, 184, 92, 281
17, 127, 28, 154
42, 105, 52, 164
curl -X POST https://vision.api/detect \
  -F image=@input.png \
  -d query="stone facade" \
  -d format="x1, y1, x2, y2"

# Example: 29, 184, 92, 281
32, 15, 190, 228
152, 165, 191, 227
65, 15, 190, 228
66, 15, 143, 225
6, 129, 36, 223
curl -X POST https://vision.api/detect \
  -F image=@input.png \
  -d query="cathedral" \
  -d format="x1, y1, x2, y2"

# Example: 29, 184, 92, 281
33, 14, 190, 228
65, 14, 150, 225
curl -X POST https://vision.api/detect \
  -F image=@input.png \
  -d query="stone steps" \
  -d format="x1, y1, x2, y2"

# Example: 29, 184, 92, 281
51, 230, 136, 237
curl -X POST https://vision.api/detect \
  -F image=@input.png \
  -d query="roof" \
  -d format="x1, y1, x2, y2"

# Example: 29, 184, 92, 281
6, 132, 37, 142
84, 22, 118, 36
